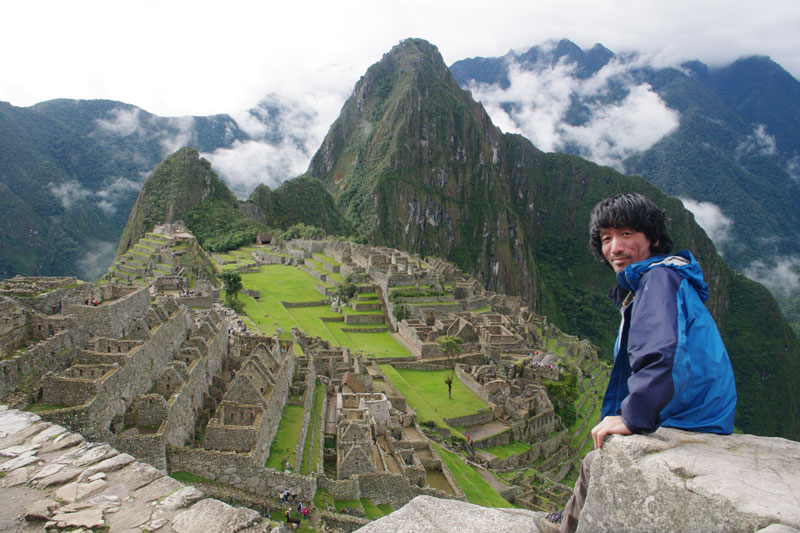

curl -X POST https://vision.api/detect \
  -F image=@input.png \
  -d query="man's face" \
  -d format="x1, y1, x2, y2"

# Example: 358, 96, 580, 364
600, 226, 653, 273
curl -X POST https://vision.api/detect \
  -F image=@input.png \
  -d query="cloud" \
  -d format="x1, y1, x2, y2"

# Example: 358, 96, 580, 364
95, 177, 141, 215
49, 181, 92, 209
743, 256, 800, 296
158, 116, 196, 155
467, 55, 680, 168
736, 124, 777, 158
680, 198, 734, 251
203, 139, 310, 199
95, 107, 143, 136
788, 155, 800, 183
76, 241, 116, 282
204, 89, 347, 195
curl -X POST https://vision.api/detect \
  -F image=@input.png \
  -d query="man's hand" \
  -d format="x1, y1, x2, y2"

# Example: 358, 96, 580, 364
591, 415, 632, 449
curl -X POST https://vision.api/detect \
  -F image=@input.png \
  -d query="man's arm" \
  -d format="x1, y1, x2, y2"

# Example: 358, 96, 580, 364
619, 267, 681, 433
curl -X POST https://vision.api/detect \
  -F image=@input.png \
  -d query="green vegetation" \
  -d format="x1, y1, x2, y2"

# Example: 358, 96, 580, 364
265, 404, 305, 470
483, 441, 531, 459
169, 471, 216, 484
235, 265, 411, 358
431, 442, 512, 508
219, 270, 242, 307
379, 366, 486, 435
436, 335, 463, 399
360, 498, 385, 519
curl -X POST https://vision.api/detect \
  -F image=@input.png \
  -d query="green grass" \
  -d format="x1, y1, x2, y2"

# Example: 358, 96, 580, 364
235, 265, 410, 358
334, 499, 362, 512
360, 498, 385, 519
431, 442, 512, 508
483, 440, 531, 459
265, 404, 305, 470
379, 366, 487, 435
170, 471, 216, 484
377, 503, 394, 515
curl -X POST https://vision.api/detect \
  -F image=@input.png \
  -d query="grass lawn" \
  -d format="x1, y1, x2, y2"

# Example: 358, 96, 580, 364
483, 441, 532, 459
235, 265, 412, 358
360, 498, 385, 519
379, 366, 487, 434
377, 503, 394, 515
431, 442, 512, 508
265, 404, 305, 470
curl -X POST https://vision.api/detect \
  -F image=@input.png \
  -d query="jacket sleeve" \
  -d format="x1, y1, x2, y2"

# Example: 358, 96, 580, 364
619, 267, 680, 433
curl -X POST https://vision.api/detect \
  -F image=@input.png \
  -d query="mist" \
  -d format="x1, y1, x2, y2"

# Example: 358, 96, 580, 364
467, 54, 680, 169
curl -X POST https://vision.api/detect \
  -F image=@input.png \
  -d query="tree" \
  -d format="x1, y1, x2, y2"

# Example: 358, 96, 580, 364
436, 335, 463, 399
219, 270, 242, 306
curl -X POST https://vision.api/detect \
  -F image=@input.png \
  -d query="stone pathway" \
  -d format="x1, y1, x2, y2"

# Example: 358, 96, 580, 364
0, 406, 285, 532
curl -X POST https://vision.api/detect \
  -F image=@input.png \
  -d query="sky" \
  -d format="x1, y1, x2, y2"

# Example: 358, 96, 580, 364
2, 0, 799, 118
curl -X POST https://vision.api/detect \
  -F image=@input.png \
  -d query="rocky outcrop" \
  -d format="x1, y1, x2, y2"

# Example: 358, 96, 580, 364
354, 495, 541, 532
578, 428, 800, 532
353, 429, 800, 533
0, 407, 279, 532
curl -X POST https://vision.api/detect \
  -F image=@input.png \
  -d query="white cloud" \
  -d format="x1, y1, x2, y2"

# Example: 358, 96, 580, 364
743, 256, 800, 296
158, 116, 196, 155
680, 198, 734, 251
203, 140, 311, 198
95, 177, 141, 215
49, 181, 91, 209
787, 154, 800, 183
736, 124, 778, 158
95, 107, 143, 136
76, 241, 116, 281
468, 57, 680, 168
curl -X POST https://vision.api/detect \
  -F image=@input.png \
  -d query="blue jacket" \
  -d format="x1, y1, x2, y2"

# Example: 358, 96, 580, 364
601, 251, 737, 434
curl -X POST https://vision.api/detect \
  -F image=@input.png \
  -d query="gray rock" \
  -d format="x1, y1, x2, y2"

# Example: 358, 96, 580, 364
172, 499, 262, 533
157, 486, 205, 511
49, 508, 105, 529
77, 452, 135, 481
577, 428, 800, 532
1, 464, 35, 487
0, 450, 39, 472
354, 495, 541, 532
24, 499, 59, 521
41, 432, 84, 453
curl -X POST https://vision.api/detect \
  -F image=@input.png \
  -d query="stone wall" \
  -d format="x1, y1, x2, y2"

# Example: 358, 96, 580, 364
41, 308, 192, 441
61, 286, 151, 339
455, 364, 491, 404
0, 328, 88, 399
343, 314, 385, 325
295, 360, 318, 471
443, 410, 494, 428
167, 445, 317, 499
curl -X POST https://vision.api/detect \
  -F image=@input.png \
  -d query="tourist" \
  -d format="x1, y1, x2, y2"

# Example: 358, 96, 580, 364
536, 193, 737, 533
301, 506, 309, 519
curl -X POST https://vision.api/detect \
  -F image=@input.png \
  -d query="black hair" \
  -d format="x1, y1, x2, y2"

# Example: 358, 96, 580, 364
588, 193, 673, 266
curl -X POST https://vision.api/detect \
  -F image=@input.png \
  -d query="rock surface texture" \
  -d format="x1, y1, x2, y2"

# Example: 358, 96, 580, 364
577, 428, 800, 532
0, 407, 282, 532
354, 495, 540, 532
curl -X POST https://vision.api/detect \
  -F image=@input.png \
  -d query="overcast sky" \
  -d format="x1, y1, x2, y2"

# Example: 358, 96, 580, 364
2, 0, 798, 117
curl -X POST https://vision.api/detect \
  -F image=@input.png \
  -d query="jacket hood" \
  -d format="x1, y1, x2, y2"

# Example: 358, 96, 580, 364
616, 250, 709, 302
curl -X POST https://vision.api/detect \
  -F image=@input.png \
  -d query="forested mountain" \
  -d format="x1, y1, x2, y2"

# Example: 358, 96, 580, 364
304, 38, 800, 440
450, 39, 800, 330
0, 97, 314, 280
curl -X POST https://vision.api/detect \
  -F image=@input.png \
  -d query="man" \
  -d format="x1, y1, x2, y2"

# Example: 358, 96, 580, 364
537, 193, 737, 533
